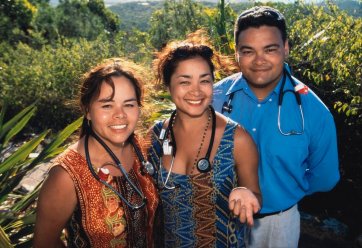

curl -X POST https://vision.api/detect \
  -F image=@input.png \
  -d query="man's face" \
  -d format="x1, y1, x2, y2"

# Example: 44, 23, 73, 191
236, 25, 289, 92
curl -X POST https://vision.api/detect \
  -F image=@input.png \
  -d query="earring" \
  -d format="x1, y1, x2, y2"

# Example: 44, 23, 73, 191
87, 119, 91, 127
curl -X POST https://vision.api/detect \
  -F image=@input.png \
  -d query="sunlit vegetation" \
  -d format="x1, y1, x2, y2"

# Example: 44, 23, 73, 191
0, 0, 361, 246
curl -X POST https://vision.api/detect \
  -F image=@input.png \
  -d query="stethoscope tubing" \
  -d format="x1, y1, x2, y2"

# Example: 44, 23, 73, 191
158, 106, 216, 189
221, 69, 304, 136
85, 127, 147, 210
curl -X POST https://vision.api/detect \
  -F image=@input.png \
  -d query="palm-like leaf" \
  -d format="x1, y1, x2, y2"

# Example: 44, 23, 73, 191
0, 103, 37, 148
0, 104, 82, 246
0, 130, 49, 175
0, 226, 13, 248
29, 116, 83, 167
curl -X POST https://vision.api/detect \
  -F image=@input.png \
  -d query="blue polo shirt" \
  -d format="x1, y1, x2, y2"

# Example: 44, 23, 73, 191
213, 72, 340, 214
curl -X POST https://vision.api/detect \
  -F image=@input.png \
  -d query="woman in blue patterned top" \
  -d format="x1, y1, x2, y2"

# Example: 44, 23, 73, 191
146, 31, 262, 248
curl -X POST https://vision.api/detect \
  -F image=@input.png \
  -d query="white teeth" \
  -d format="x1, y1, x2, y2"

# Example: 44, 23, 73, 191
187, 100, 202, 104
110, 125, 127, 129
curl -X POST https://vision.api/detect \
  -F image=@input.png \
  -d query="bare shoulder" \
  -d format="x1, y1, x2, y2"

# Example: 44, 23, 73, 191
215, 111, 228, 129
39, 165, 76, 203
34, 163, 77, 247
233, 124, 256, 150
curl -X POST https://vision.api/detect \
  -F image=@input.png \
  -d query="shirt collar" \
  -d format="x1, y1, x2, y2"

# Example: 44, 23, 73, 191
225, 72, 284, 98
226, 64, 292, 97
225, 73, 247, 96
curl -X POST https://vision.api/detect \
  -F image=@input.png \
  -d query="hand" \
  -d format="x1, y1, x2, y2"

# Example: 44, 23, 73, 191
228, 187, 261, 226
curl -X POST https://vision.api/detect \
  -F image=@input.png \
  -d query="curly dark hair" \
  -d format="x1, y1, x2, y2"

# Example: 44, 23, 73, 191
153, 29, 237, 87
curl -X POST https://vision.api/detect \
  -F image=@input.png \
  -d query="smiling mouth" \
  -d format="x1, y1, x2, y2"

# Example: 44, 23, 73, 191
186, 100, 202, 104
251, 68, 270, 72
109, 124, 127, 130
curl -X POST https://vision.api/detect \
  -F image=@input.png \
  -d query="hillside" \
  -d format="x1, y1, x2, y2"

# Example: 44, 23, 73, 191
109, 1, 217, 31
109, 0, 361, 32
109, 1, 163, 31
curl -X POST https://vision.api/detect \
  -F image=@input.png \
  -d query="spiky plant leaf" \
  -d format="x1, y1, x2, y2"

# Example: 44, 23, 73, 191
0, 103, 36, 143
0, 130, 49, 174
0, 105, 6, 133
0, 226, 13, 248
4, 214, 36, 231
1, 108, 37, 148
12, 185, 41, 213
29, 116, 83, 168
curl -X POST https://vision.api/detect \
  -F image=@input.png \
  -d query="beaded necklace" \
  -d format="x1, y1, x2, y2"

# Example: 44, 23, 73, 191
190, 108, 211, 175
169, 107, 212, 175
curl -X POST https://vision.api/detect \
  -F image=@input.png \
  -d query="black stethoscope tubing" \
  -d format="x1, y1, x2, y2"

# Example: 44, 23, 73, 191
222, 68, 301, 113
169, 105, 216, 173
158, 106, 216, 189
278, 69, 301, 106
85, 126, 147, 211
221, 68, 304, 135
161, 105, 216, 173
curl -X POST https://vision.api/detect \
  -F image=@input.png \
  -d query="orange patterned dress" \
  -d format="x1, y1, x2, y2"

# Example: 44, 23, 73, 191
54, 138, 158, 248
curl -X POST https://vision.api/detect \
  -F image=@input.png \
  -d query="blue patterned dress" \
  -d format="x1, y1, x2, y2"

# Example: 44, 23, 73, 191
147, 120, 246, 248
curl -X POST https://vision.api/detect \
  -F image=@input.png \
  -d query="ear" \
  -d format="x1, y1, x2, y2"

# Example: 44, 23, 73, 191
284, 40, 290, 57
235, 52, 239, 64
86, 112, 91, 120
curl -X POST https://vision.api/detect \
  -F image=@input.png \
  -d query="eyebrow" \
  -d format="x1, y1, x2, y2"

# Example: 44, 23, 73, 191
176, 73, 212, 79
97, 98, 138, 103
239, 44, 281, 50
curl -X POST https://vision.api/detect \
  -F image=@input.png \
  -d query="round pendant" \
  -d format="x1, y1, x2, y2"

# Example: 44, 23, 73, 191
197, 158, 211, 173
143, 161, 155, 176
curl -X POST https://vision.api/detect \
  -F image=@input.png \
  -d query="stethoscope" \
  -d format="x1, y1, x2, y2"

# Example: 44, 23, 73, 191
84, 121, 155, 210
222, 68, 304, 136
158, 106, 216, 190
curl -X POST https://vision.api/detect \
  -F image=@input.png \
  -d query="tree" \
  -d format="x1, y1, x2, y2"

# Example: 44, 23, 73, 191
149, 0, 208, 49
0, 0, 37, 44
287, 3, 361, 124
204, 0, 236, 54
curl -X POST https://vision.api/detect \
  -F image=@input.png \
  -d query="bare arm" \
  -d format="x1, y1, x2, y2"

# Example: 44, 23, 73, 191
229, 125, 261, 226
33, 165, 77, 248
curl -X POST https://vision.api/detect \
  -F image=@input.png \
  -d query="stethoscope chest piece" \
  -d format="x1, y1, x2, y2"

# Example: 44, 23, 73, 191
143, 161, 155, 176
196, 158, 211, 173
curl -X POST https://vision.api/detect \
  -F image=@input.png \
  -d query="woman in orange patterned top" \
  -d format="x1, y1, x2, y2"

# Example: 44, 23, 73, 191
34, 58, 159, 248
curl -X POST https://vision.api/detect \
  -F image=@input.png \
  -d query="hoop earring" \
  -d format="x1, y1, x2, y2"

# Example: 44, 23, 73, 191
87, 119, 91, 128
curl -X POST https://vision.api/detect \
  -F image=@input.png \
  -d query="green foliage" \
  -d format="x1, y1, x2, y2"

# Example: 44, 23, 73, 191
0, 104, 82, 246
87, 0, 120, 33
110, 1, 163, 32
149, 0, 209, 49
0, 0, 37, 45
204, 0, 237, 54
54, 0, 118, 40
287, 2, 362, 124
0, 31, 153, 130
1, 0, 121, 47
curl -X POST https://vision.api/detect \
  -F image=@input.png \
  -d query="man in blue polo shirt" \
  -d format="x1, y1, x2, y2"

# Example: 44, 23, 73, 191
213, 6, 340, 248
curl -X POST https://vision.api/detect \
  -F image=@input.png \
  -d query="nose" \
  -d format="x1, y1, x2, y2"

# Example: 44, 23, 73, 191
253, 51, 266, 65
114, 107, 126, 119
190, 82, 201, 95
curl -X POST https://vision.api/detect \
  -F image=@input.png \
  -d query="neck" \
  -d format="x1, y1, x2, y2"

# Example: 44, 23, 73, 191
86, 134, 127, 163
174, 107, 210, 131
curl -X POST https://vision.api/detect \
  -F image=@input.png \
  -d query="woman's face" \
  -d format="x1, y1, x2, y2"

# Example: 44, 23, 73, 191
87, 76, 140, 149
168, 56, 213, 118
